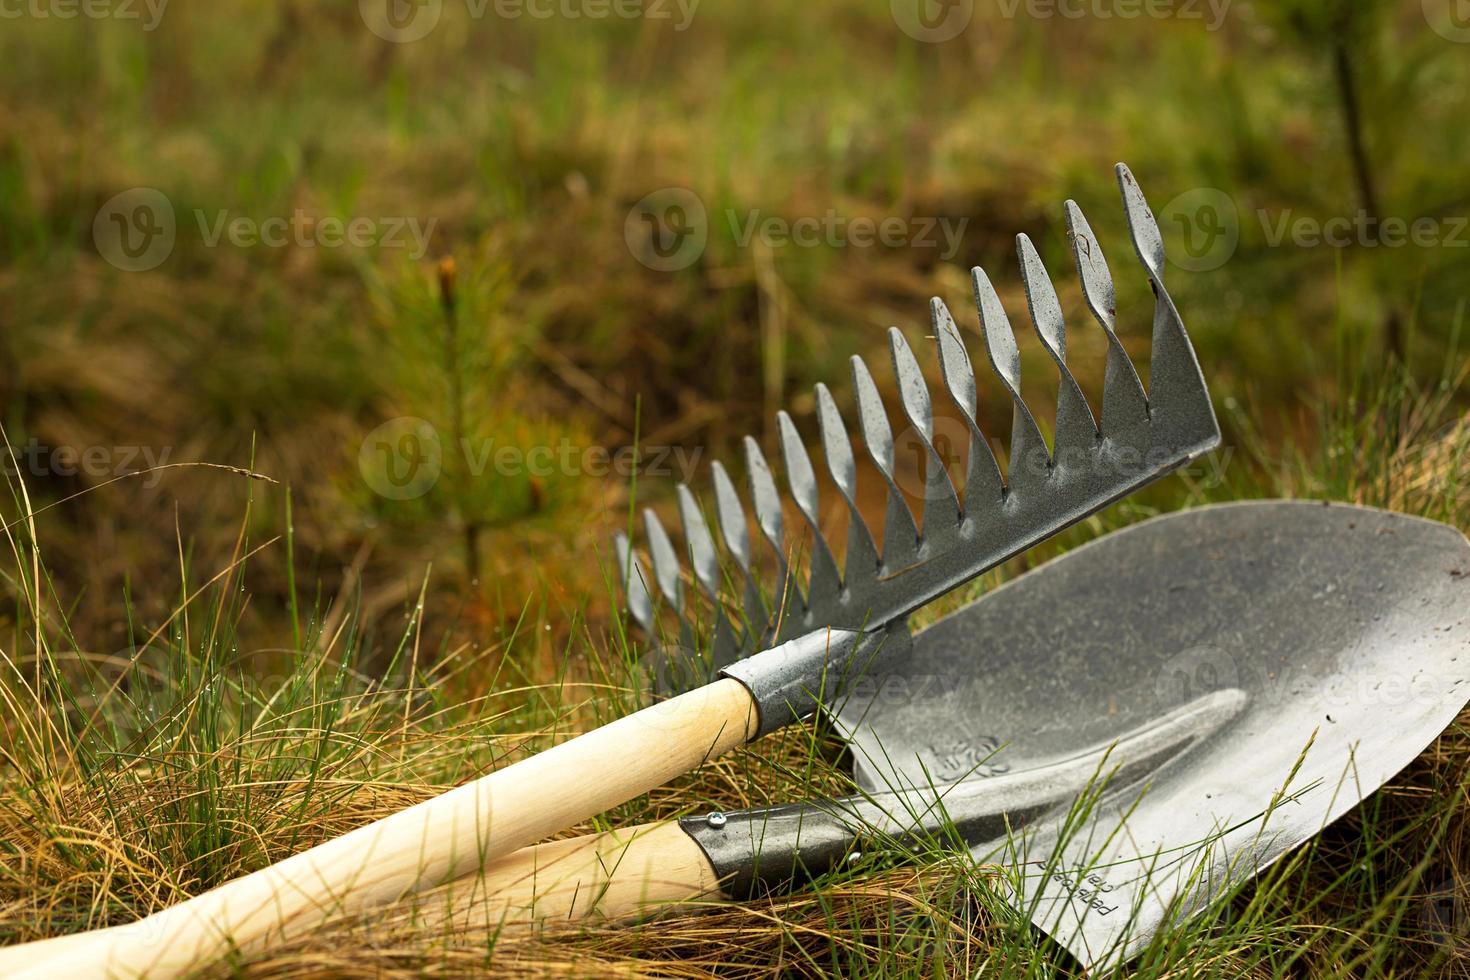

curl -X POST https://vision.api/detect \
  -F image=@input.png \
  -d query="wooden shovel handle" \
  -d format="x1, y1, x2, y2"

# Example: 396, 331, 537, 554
3, 678, 756, 980
411, 819, 725, 930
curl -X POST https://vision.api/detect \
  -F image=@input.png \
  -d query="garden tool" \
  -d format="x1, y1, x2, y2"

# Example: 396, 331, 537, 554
406, 501, 1470, 974
2, 163, 1220, 979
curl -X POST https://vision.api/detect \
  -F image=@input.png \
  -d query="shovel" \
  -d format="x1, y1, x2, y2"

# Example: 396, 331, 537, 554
408, 501, 1470, 972
0, 163, 1221, 978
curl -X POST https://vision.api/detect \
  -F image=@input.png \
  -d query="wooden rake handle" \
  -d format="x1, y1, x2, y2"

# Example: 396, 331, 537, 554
0, 678, 756, 980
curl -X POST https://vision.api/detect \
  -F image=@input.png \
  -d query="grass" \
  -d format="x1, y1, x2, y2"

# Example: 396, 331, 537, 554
0, 365, 1466, 977
0, 0, 1468, 975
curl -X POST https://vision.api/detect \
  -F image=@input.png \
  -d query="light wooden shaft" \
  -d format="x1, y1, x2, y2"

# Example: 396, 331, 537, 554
412, 820, 724, 930
2, 678, 757, 979
0, 822, 724, 969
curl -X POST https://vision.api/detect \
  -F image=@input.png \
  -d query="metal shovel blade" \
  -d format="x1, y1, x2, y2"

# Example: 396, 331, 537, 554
831, 500, 1470, 969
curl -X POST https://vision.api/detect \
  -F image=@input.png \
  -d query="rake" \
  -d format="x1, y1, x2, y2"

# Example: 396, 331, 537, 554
3, 162, 1220, 979
621, 164, 1215, 680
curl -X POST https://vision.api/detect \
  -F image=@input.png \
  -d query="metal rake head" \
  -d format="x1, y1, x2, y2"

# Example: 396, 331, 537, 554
615, 163, 1219, 688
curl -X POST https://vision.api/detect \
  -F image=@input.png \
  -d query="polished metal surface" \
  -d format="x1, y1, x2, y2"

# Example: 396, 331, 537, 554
674, 502, 1468, 965
718, 627, 862, 737
681, 688, 1246, 899
617, 163, 1220, 695
828, 500, 1470, 968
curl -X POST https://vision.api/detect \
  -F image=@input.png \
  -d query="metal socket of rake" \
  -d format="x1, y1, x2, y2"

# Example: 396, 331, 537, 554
617, 163, 1220, 683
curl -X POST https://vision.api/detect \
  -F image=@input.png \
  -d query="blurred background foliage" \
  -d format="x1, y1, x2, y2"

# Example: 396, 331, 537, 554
0, 0, 1465, 654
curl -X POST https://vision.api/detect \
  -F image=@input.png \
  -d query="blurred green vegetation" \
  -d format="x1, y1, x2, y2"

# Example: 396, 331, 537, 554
0, 3, 1468, 975
0, 0, 1465, 643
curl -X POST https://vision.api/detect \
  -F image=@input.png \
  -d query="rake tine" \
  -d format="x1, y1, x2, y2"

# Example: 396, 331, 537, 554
675, 486, 719, 601
815, 382, 880, 594
744, 435, 802, 634
1115, 163, 1213, 421
642, 508, 697, 650
851, 355, 920, 571
777, 410, 842, 610
971, 267, 1049, 493
642, 508, 685, 612
711, 460, 767, 640
887, 328, 961, 554
613, 531, 655, 635
1116, 163, 1166, 284
1065, 199, 1148, 433
932, 299, 1005, 517
1017, 234, 1100, 457
676, 485, 740, 666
